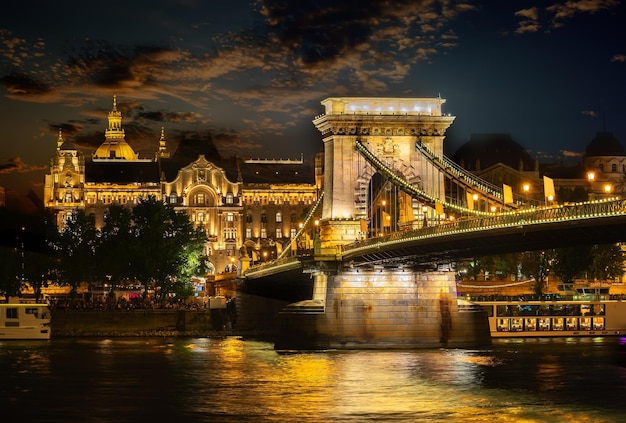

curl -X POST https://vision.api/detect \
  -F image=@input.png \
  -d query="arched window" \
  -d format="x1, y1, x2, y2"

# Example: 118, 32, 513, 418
276, 212, 282, 223
169, 193, 177, 204
612, 164, 617, 172
225, 192, 234, 204
599, 164, 605, 172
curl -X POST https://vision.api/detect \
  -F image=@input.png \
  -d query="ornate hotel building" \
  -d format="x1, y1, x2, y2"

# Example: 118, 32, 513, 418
44, 97, 321, 273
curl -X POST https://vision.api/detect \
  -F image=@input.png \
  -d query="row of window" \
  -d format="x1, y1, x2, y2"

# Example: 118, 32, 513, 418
495, 317, 605, 332
597, 163, 625, 173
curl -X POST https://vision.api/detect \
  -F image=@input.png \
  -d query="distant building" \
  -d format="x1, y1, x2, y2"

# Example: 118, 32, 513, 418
451, 132, 626, 205
44, 97, 321, 273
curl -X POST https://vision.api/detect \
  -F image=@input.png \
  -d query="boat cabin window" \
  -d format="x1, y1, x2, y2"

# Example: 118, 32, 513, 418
5, 307, 18, 319
25, 307, 40, 317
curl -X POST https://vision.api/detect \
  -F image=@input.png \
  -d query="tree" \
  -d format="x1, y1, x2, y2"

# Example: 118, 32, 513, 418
588, 243, 623, 283
53, 210, 98, 296
130, 197, 205, 304
96, 204, 134, 292
0, 246, 23, 302
493, 253, 520, 280
520, 250, 553, 296
551, 245, 593, 284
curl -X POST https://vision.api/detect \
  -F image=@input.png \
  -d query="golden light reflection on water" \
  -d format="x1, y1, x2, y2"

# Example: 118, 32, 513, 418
2, 338, 622, 422
167, 341, 622, 422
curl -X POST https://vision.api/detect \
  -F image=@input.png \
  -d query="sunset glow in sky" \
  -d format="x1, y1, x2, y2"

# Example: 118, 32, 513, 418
1, 0, 624, 198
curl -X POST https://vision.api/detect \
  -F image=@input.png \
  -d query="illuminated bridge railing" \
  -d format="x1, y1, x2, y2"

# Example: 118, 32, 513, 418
355, 140, 493, 216
414, 140, 504, 202
342, 198, 626, 258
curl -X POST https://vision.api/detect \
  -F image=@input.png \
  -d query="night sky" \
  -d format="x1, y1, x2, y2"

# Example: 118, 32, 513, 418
0, 0, 624, 197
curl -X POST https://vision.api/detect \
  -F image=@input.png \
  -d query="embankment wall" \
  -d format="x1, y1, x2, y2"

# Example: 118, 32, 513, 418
51, 309, 228, 337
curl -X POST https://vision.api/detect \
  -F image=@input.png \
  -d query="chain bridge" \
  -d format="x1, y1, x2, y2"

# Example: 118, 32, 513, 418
237, 97, 626, 351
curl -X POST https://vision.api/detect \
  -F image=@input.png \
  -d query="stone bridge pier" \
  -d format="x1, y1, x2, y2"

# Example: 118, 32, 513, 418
275, 267, 491, 350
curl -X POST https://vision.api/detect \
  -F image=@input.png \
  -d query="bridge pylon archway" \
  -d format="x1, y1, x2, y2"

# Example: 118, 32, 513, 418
312, 97, 455, 250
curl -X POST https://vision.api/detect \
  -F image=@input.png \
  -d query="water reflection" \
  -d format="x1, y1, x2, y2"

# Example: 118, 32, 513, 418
1, 337, 626, 422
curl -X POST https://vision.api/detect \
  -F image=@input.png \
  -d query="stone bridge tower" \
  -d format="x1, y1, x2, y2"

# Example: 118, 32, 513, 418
312, 97, 455, 249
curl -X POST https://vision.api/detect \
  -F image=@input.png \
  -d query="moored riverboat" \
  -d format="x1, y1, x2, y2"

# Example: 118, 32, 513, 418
472, 288, 626, 338
0, 300, 51, 340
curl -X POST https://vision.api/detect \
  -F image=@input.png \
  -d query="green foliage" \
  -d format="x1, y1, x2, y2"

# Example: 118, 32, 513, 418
551, 245, 593, 284
95, 204, 134, 288
0, 246, 24, 301
129, 196, 206, 302
35, 197, 207, 302
520, 250, 553, 296
588, 244, 623, 282
53, 210, 98, 295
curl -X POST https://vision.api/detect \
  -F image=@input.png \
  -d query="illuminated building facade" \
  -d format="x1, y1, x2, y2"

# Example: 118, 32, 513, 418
44, 97, 320, 273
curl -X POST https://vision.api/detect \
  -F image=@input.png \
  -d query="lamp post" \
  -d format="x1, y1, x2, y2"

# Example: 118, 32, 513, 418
587, 171, 596, 200
522, 183, 530, 206
422, 205, 428, 228
381, 200, 386, 235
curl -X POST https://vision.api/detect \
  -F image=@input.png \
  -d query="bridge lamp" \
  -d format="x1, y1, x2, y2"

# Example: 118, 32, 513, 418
522, 184, 530, 194
422, 205, 428, 228
604, 184, 612, 194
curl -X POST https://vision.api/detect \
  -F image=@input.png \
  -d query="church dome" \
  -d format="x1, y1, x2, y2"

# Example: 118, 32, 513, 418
584, 131, 625, 157
451, 133, 535, 171
59, 140, 78, 151
93, 140, 139, 160
92, 96, 140, 161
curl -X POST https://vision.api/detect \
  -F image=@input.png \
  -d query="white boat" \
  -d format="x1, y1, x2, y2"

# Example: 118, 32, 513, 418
0, 300, 52, 340
471, 288, 626, 338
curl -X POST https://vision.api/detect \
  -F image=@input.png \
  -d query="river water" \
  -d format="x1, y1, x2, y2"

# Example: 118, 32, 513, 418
2, 336, 626, 422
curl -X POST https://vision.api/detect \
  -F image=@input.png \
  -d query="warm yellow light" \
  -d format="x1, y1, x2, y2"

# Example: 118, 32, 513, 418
604, 184, 612, 193
422, 205, 428, 212
490, 206, 496, 212
547, 195, 554, 202
472, 194, 478, 201
299, 222, 303, 229
587, 171, 596, 182
523, 184, 530, 193
314, 219, 320, 226
382, 200, 386, 206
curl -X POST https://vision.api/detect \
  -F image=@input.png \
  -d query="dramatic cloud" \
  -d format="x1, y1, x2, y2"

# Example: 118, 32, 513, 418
0, 157, 47, 174
546, 0, 619, 27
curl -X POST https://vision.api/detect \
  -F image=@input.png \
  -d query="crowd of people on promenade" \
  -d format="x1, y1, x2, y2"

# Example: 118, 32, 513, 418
48, 294, 232, 311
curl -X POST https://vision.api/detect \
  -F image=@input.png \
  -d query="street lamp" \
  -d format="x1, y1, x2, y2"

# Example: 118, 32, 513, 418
522, 183, 530, 207
422, 205, 428, 228
587, 171, 596, 182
